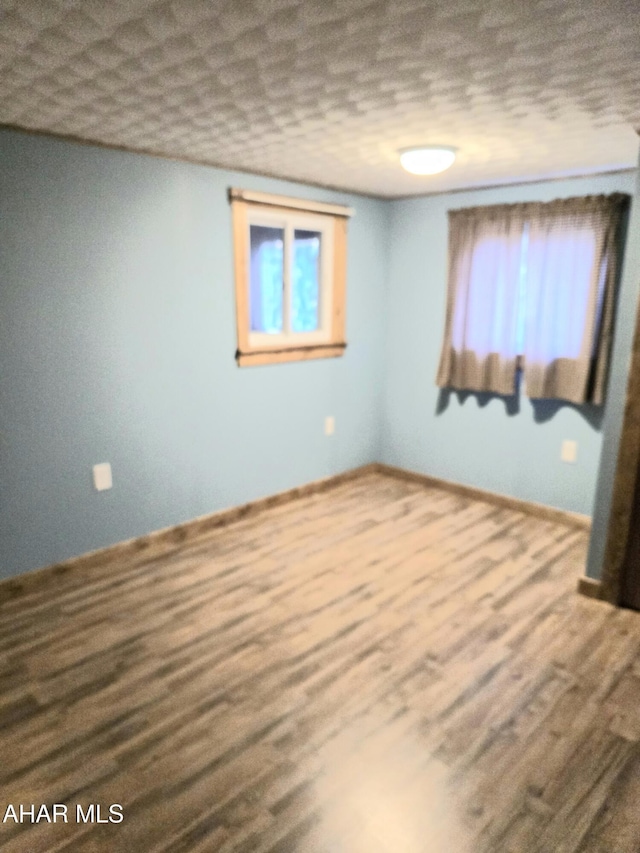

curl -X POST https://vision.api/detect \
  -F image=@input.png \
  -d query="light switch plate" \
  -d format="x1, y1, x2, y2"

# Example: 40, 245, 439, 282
325, 416, 335, 436
560, 440, 577, 464
93, 462, 112, 491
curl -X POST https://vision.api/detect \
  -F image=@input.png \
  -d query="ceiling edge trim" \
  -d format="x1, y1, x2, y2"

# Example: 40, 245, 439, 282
0, 122, 381, 202
387, 166, 639, 202
1, 122, 637, 203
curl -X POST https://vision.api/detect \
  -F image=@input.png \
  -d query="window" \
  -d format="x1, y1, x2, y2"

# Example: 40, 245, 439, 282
229, 189, 352, 366
437, 194, 629, 404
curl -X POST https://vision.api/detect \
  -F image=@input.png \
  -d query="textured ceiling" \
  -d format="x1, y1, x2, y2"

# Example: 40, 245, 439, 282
0, 0, 638, 197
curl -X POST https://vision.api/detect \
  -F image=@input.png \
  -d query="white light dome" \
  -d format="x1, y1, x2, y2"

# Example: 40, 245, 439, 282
399, 146, 457, 175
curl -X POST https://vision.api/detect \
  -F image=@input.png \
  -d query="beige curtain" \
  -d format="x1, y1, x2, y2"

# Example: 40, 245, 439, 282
522, 195, 628, 404
437, 193, 629, 403
437, 204, 528, 395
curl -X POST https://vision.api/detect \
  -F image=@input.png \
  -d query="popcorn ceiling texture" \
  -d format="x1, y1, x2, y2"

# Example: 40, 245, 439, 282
0, 0, 638, 197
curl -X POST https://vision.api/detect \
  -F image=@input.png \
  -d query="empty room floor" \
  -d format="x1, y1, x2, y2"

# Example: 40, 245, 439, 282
1, 470, 640, 853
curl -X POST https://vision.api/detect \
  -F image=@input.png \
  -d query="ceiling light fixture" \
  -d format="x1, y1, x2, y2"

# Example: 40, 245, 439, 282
399, 145, 457, 175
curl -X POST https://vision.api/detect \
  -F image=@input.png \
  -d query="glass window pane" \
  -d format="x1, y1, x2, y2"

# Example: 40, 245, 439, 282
249, 225, 284, 333
292, 229, 321, 332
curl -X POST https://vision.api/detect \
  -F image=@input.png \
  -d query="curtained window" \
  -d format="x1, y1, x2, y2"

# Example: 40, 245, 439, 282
436, 194, 629, 404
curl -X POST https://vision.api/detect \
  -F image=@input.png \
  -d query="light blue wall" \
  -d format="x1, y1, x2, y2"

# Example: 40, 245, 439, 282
0, 129, 389, 580
586, 159, 640, 579
381, 171, 638, 517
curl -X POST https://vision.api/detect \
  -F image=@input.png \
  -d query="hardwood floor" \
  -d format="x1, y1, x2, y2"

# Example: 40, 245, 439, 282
1, 470, 639, 852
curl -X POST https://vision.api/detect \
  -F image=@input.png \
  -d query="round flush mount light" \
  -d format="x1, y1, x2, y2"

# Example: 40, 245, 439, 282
399, 145, 457, 175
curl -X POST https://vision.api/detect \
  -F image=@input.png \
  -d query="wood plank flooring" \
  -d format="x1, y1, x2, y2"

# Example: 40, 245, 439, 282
1, 470, 639, 852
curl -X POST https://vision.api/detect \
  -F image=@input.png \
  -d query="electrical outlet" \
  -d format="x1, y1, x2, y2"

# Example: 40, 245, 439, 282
560, 440, 577, 464
324, 416, 335, 436
93, 462, 112, 491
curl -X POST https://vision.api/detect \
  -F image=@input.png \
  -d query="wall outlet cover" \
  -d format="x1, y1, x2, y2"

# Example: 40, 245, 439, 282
325, 416, 335, 436
93, 462, 113, 491
561, 440, 578, 464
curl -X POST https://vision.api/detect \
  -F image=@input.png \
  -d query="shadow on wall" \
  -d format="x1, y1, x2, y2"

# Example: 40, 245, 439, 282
531, 398, 603, 430
436, 386, 520, 417
435, 372, 604, 430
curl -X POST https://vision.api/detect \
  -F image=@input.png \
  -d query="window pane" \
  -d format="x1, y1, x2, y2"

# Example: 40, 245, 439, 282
453, 232, 522, 359
250, 225, 284, 333
525, 226, 596, 360
292, 229, 321, 332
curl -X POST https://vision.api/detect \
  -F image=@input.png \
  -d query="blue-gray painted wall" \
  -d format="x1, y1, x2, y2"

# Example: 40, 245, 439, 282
1, 128, 638, 581
0, 130, 389, 579
381, 171, 638, 518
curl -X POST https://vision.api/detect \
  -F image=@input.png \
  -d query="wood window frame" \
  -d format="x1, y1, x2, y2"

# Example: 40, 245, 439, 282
229, 188, 353, 367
